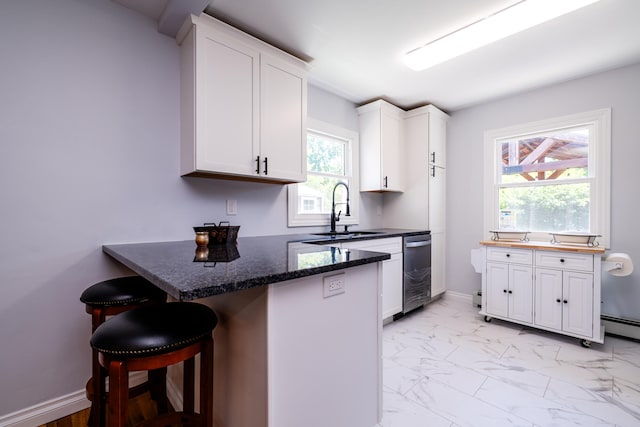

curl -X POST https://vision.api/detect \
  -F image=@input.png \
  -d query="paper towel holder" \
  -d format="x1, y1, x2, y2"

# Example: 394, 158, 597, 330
602, 253, 634, 277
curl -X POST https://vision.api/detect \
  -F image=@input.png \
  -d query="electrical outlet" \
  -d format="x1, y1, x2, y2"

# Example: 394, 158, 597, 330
323, 274, 345, 298
226, 199, 237, 215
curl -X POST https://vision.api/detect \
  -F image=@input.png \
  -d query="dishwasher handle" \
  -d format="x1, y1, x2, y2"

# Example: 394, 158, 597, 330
405, 241, 431, 248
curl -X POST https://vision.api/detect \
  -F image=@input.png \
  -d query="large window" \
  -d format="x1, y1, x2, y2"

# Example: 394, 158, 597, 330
484, 109, 611, 247
288, 118, 359, 227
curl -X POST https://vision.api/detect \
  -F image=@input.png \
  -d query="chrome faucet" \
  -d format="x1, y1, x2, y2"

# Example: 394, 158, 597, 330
330, 182, 350, 233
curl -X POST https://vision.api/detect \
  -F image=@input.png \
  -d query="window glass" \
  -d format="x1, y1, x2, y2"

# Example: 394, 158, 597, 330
297, 175, 346, 215
483, 109, 611, 247
499, 183, 590, 232
288, 119, 359, 227
307, 132, 345, 176
499, 127, 589, 184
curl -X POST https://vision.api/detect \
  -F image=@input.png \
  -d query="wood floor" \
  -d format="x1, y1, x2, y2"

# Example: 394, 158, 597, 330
40, 392, 161, 427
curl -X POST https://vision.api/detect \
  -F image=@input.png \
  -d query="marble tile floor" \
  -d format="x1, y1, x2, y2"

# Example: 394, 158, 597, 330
379, 294, 640, 427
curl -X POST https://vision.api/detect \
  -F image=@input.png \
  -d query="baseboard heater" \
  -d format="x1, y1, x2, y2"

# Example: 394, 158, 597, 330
601, 315, 640, 341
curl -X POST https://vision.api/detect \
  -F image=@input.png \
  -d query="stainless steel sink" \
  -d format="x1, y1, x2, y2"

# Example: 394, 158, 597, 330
312, 231, 382, 238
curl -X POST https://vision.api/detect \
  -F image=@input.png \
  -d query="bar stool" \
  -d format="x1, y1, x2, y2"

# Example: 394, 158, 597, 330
80, 276, 167, 426
90, 302, 217, 427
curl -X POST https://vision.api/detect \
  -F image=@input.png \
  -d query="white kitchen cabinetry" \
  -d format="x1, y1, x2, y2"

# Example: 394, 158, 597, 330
485, 248, 533, 324
383, 105, 449, 298
534, 252, 595, 338
479, 242, 604, 346
341, 238, 403, 320
357, 100, 404, 192
177, 14, 307, 183
430, 232, 446, 297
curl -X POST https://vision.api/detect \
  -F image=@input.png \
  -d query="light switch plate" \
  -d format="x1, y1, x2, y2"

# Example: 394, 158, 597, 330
226, 199, 237, 215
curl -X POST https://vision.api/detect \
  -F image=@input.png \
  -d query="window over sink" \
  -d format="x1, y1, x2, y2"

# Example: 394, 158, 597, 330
288, 118, 359, 227
483, 109, 611, 247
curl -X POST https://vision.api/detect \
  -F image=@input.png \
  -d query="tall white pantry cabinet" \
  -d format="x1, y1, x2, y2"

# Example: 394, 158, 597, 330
360, 101, 449, 299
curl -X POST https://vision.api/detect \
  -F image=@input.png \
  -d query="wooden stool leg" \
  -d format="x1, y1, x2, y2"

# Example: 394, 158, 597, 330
148, 367, 168, 413
108, 360, 128, 427
200, 336, 214, 427
90, 308, 107, 427
183, 357, 195, 413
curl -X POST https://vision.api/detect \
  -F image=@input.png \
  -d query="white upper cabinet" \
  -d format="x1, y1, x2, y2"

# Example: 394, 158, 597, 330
260, 54, 307, 181
357, 100, 404, 192
428, 109, 447, 168
178, 15, 307, 183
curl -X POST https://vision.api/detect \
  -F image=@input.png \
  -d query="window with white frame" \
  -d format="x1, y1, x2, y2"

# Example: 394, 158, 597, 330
483, 109, 611, 247
288, 118, 359, 227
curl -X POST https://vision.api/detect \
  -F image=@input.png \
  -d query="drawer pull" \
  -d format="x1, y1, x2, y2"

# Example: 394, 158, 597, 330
506, 254, 511, 258
560, 258, 565, 263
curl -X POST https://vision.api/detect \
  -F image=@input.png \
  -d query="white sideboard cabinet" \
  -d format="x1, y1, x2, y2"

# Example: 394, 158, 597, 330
478, 241, 604, 347
177, 14, 307, 183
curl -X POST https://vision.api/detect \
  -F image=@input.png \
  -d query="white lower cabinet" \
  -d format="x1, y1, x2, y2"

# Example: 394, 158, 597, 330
341, 238, 403, 320
535, 268, 593, 338
485, 262, 533, 324
430, 232, 446, 298
480, 243, 603, 345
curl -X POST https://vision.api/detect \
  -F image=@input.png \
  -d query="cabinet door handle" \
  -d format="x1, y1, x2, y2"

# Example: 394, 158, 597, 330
508, 290, 513, 294
506, 253, 511, 258
430, 165, 435, 177
383, 176, 388, 188
556, 298, 561, 303
256, 156, 261, 174
406, 241, 431, 248
560, 258, 565, 263
503, 289, 507, 293
563, 300, 568, 304
263, 157, 268, 175
431, 152, 436, 163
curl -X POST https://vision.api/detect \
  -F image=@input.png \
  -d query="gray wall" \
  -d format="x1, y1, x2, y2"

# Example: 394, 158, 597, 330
0, 0, 380, 417
446, 62, 640, 320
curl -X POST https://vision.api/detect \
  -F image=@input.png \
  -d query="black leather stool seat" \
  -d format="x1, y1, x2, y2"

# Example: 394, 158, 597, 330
81, 276, 168, 427
91, 302, 218, 426
91, 302, 218, 357
80, 276, 166, 307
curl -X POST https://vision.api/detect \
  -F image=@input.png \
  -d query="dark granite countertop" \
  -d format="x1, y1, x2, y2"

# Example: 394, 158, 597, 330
103, 234, 400, 301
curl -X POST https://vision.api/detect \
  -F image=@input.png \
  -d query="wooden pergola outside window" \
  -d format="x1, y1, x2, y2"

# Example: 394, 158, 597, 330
501, 132, 589, 182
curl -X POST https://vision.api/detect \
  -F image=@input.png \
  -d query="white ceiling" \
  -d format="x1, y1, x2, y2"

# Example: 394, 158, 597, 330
114, 0, 640, 112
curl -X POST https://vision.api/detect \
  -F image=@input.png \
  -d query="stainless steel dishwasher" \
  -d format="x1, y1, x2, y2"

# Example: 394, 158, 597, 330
401, 233, 432, 314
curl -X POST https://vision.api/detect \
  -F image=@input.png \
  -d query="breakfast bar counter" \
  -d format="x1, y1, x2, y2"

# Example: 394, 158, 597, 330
102, 234, 388, 427
103, 234, 390, 300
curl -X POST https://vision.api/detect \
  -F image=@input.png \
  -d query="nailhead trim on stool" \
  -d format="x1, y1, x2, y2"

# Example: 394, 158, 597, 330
91, 302, 218, 427
80, 276, 167, 427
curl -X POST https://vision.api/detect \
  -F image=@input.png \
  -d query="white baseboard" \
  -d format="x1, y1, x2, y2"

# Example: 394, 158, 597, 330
602, 315, 640, 341
166, 376, 183, 411
0, 372, 149, 427
443, 290, 473, 302
0, 391, 90, 427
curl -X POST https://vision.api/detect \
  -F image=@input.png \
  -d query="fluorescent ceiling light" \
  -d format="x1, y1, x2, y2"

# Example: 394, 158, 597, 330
404, 0, 600, 71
